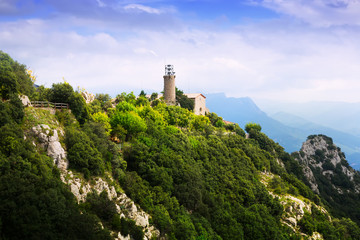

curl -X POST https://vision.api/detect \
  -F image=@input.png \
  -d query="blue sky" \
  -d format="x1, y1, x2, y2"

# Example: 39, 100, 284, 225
2, 0, 360, 102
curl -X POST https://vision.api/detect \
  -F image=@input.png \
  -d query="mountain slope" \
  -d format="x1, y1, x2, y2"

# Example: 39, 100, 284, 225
293, 135, 360, 224
206, 93, 360, 168
256, 100, 360, 137
206, 93, 306, 152
2, 51, 360, 240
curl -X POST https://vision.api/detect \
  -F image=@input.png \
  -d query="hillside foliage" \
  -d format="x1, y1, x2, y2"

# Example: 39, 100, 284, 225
1, 50, 360, 240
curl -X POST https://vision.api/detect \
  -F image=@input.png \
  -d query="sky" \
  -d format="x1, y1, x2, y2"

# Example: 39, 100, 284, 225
1, 0, 360, 102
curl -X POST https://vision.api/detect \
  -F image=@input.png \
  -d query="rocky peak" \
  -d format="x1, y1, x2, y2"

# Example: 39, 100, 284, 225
294, 135, 360, 194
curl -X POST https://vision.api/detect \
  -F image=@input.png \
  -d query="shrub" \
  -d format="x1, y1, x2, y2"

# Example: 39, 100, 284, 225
245, 122, 262, 133
65, 127, 105, 176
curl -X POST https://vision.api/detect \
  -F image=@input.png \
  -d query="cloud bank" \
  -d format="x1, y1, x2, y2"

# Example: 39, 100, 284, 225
1, 0, 360, 102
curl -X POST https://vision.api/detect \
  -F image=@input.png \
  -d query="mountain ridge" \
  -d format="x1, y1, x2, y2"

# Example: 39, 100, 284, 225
206, 93, 360, 168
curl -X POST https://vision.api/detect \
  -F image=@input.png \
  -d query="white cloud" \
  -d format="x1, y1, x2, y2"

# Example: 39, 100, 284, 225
213, 57, 249, 70
123, 4, 162, 14
252, 0, 360, 27
134, 48, 158, 56
2, 3, 360, 102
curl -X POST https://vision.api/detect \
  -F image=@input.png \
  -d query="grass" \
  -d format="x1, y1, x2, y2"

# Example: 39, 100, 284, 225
23, 107, 60, 130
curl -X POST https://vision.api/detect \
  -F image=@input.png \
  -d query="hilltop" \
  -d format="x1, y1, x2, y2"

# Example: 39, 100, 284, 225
1, 50, 360, 240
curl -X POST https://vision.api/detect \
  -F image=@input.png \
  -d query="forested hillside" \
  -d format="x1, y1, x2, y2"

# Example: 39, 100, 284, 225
1, 50, 360, 240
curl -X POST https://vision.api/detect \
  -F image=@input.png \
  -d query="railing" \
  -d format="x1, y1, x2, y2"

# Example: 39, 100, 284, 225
31, 101, 69, 109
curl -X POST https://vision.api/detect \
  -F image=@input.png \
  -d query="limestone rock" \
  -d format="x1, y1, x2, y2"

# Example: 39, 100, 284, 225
81, 91, 95, 104
61, 170, 160, 240
294, 135, 360, 194
310, 232, 323, 240
19, 95, 32, 107
114, 232, 130, 240
285, 217, 297, 227
31, 125, 68, 170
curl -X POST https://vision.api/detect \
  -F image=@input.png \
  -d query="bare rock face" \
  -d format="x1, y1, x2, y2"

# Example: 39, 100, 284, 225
61, 171, 160, 240
32, 124, 68, 170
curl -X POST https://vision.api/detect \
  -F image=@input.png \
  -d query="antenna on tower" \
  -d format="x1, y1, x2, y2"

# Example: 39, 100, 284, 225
165, 64, 175, 76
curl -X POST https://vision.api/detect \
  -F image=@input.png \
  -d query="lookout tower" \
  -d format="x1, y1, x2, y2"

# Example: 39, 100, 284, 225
163, 64, 176, 105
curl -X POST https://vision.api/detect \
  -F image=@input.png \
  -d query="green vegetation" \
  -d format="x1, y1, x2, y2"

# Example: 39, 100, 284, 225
0, 51, 34, 99
298, 206, 360, 240
1, 50, 360, 240
176, 88, 194, 111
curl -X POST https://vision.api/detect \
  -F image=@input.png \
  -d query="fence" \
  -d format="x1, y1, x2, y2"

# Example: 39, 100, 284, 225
31, 101, 69, 109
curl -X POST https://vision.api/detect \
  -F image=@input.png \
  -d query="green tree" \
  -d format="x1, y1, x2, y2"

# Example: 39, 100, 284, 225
176, 88, 194, 111
139, 90, 146, 97
65, 127, 105, 176
49, 82, 74, 104
150, 92, 158, 101
245, 122, 262, 133
92, 112, 111, 135
94, 93, 112, 112
111, 111, 147, 139
0, 51, 35, 99
69, 92, 90, 124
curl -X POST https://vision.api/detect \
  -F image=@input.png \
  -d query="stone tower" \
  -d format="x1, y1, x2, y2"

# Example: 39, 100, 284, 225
163, 64, 176, 105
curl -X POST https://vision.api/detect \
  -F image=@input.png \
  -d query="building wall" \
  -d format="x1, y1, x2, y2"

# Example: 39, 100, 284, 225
190, 94, 207, 115
163, 75, 176, 105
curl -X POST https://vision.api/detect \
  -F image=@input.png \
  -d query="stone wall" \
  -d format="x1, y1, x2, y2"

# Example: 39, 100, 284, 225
163, 75, 176, 105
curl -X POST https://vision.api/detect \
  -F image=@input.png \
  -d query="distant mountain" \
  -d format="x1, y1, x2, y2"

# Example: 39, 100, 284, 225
255, 100, 360, 137
271, 112, 360, 151
206, 93, 360, 168
206, 93, 304, 152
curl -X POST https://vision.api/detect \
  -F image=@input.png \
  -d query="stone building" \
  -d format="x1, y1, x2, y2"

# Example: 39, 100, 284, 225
184, 93, 208, 116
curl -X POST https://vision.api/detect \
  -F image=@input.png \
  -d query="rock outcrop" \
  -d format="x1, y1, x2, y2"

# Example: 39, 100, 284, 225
293, 135, 360, 194
19, 95, 32, 107
260, 172, 325, 239
61, 171, 160, 240
31, 124, 68, 170
81, 90, 95, 104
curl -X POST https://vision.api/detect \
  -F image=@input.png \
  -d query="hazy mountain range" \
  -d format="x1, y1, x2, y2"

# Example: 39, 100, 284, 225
206, 93, 360, 169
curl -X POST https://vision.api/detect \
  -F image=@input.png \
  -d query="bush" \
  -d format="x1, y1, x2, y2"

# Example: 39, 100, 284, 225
65, 127, 105, 176
245, 122, 262, 133
85, 191, 117, 222
111, 111, 147, 139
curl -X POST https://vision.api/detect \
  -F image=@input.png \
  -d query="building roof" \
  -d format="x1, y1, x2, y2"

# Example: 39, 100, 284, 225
223, 120, 235, 125
184, 93, 206, 99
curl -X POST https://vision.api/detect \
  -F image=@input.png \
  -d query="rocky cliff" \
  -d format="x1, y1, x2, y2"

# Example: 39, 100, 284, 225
292, 135, 360, 226
293, 135, 360, 194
